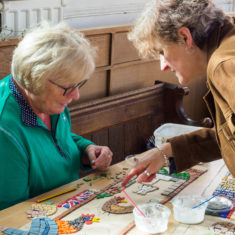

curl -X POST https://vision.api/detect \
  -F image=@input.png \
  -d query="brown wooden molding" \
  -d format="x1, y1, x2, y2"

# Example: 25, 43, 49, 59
70, 83, 164, 136
155, 81, 213, 128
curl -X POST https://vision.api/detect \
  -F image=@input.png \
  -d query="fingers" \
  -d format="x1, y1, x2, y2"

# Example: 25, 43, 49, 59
122, 168, 138, 187
122, 164, 158, 187
92, 146, 113, 170
136, 170, 156, 183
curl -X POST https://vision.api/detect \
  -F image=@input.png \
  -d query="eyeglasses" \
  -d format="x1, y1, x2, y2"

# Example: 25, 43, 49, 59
48, 79, 88, 96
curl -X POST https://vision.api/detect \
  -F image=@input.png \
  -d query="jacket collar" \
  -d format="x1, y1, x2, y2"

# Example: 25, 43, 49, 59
206, 20, 234, 63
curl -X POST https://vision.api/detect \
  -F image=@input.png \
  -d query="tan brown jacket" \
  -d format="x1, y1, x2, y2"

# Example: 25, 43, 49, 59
169, 23, 235, 177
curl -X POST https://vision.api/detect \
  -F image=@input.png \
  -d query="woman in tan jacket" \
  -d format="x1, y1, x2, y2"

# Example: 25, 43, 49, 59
122, 0, 235, 186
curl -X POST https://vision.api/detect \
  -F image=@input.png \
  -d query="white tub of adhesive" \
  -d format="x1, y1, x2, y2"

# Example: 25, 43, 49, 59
133, 202, 171, 234
171, 195, 207, 224
154, 123, 202, 146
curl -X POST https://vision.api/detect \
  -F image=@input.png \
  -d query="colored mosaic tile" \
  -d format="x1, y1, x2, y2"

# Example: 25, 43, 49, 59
83, 177, 91, 182
56, 214, 100, 234
96, 186, 122, 199
26, 203, 57, 218
171, 172, 190, 180
158, 167, 169, 175
57, 189, 96, 209
102, 196, 134, 214
3, 217, 58, 235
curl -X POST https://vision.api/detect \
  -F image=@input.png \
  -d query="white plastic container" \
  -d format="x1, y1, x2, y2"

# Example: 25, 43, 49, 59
154, 123, 202, 147
171, 195, 207, 224
133, 202, 171, 234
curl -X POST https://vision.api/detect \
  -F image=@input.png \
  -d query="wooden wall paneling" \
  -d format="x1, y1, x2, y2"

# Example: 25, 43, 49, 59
123, 115, 155, 155
152, 110, 165, 131
87, 34, 111, 67
0, 39, 19, 79
82, 25, 131, 37
70, 83, 165, 136
158, 81, 212, 127
109, 60, 178, 95
107, 30, 113, 96
124, 119, 140, 155
91, 129, 109, 146
71, 70, 109, 106
112, 31, 140, 64
136, 115, 156, 149
108, 125, 125, 164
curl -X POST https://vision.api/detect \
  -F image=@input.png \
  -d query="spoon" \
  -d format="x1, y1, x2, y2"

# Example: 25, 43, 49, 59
192, 189, 225, 209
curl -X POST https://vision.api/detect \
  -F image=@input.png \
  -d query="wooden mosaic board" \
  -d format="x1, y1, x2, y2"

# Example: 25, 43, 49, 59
0, 158, 232, 235
15, 165, 208, 235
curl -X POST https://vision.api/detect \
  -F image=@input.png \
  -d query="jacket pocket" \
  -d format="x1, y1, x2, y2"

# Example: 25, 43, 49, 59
226, 112, 235, 135
218, 121, 235, 151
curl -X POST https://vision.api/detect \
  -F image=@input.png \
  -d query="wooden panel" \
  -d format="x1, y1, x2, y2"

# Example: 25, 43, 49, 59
124, 115, 154, 155
83, 25, 132, 36
91, 129, 109, 146
109, 125, 125, 164
112, 32, 140, 64
152, 111, 166, 131
0, 45, 16, 78
70, 84, 165, 136
87, 34, 111, 67
70, 70, 108, 106
110, 61, 178, 95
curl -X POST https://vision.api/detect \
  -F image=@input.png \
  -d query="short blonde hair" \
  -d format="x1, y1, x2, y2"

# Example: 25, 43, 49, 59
128, 0, 230, 58
11, 22, 96, 94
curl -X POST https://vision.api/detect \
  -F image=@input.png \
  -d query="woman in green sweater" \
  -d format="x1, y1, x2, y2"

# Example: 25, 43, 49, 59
0, 23, 112, 210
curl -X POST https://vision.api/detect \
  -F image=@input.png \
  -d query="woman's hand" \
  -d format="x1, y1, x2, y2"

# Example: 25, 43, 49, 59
85, 144, 113, 171
122, 143, 172, 187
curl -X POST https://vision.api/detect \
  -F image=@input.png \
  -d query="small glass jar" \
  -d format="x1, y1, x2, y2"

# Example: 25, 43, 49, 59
133, 202, 171, 234
171, 195, 207, 224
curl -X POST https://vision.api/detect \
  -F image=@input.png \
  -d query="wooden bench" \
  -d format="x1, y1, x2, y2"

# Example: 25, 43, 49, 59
69, 80, 212, 177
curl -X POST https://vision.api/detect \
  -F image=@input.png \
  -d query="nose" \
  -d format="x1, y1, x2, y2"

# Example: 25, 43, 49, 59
160, 54, 169, 71
68, 87, 80, 100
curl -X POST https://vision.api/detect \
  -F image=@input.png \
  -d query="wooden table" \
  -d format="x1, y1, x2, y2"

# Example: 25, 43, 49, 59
0, 154, 231, 235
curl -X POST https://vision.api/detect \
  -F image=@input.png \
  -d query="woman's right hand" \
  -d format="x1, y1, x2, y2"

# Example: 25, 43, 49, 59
122, 142, 172, 187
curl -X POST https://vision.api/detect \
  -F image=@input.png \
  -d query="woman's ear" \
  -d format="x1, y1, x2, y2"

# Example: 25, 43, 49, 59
178, 27, 193, 49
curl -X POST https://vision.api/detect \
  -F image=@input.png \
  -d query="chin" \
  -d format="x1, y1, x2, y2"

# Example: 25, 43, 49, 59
49, 108, 65, 115
176, 75, 188, 86
57, 108, 65, 114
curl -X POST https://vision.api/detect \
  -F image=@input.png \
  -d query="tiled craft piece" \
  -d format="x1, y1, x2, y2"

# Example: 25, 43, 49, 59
209, 221, 235, 235
26, 203, 57, 218
57, 189, 97, 209
102, 196, 134, 214
2, 217, 58, 235
210, 171, 235, 220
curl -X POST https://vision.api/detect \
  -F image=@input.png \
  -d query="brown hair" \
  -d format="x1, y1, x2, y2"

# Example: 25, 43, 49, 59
128, 0, 230, 58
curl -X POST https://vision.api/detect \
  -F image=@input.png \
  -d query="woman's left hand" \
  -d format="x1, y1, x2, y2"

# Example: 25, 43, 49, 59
85, 144, 113, 171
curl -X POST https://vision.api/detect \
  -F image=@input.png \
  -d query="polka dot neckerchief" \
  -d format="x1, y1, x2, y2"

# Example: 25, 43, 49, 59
9, 76, 68, 159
